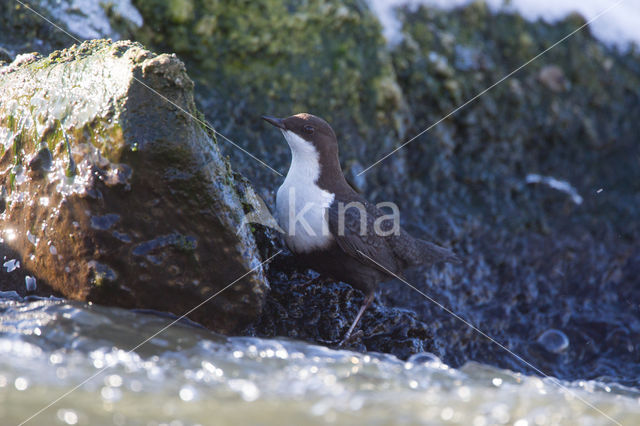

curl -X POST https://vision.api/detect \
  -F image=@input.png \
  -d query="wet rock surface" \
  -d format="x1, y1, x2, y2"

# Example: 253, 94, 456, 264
1, 1, 639, 388
0, 40, 268, 333
376, 4, 640, 385
239, 4, 640, 386
130, 0, 409, 190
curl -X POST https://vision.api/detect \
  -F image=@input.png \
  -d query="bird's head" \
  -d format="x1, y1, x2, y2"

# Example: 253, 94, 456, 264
262, 113, 339, 166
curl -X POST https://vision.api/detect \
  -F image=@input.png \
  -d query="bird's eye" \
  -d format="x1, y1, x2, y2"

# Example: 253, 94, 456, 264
302, 125, 314, 135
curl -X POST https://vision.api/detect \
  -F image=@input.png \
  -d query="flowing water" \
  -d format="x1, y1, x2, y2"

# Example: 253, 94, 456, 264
0, 294, 638, 425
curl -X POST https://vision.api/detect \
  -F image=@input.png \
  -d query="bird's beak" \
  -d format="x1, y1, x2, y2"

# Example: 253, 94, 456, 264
261, 115, 286, 130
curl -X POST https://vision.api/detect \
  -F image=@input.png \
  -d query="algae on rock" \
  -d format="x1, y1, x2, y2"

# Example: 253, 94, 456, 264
130, 0, 409, 188
0, 39, 268, 333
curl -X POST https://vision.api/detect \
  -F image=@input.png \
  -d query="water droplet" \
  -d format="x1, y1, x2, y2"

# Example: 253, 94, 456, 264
106, 375, 123, 387
101, 386, 122, 402
441, 407, 454, 421
90, 213, 120, 230
179, 386, 196, 402
130, 380, 143, 392
537, 329, 569, 353
3, 259, 20, 272
25, 275, 36, 292
57, 409, 78, 425
27, 230, 38, 246
228, 379, 260, 402
14, 377, 28, 391
4, 228, 17, 241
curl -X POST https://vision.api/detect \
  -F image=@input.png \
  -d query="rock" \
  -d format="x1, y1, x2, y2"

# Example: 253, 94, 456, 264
131, 0, 411, 187
0, 1, 70, 58
379, 3, 640, 383
2, 0, 639, 386
0, 47, 12, 64
255, 3, 640, 385
0, 40, 268, 333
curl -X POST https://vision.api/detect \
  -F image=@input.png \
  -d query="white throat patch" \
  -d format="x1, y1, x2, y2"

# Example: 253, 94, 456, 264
276, 130, 335, 253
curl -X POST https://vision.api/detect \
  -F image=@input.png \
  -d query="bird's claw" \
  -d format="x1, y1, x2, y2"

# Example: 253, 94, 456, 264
338, 329, 364, 348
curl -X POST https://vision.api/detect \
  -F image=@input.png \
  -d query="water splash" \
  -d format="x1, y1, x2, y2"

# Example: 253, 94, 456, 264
0, 298, 637, 425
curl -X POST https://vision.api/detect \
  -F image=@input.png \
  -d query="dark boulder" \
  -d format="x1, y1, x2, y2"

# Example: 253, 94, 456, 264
0, 40, 268, 333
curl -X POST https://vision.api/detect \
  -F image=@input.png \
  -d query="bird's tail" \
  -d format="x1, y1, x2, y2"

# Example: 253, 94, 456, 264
413, 239, 461, 266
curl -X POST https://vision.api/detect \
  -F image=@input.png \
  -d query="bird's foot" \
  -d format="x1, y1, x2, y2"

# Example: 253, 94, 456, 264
338, 329, 364, 348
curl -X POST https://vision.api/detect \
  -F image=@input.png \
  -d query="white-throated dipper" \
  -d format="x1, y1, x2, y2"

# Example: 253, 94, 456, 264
262, 113, 459, 345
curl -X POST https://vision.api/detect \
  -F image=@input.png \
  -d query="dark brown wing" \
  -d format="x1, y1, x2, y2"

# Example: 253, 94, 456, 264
327, 196, 399, 276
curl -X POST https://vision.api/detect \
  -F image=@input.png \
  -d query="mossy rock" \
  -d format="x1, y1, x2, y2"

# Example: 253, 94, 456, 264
0, 40, 268, 333
130, 0, 409, 187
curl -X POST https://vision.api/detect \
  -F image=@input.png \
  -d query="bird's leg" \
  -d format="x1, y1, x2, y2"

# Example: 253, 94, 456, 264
339, 291, 375, 347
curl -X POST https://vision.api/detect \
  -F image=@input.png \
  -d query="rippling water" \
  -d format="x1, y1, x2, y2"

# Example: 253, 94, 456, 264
0, 295, 638, 426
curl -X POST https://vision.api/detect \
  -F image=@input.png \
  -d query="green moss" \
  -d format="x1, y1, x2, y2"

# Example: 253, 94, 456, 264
193, 108, 210, 135
389, 2, 640, 236
131, 0, 402, 178
12, 130, 22, 166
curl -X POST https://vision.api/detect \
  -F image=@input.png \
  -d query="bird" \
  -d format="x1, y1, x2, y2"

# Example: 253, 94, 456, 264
262, 113, 459, 345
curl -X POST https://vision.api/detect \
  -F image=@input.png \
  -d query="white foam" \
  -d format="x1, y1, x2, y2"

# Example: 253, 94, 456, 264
368, 0, 640, 49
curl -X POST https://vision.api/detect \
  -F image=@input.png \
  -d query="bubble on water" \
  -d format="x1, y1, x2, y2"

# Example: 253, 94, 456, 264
14, 377, 28, 391
457, 386, 471, 401
50, 352, 64, 364
105, 374, 123, 387
129, 380, 143, 392
228, 379, 260, 402
57, 409, 78, 425
491, 403, 510, 423
179, 385, 196, 402
407, 352, 447, 370
537, 329, 569, 353
101, 386, 122, 402
473, 415, 488, 426
441, 407, 454, 421
56, 367, 68, 379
